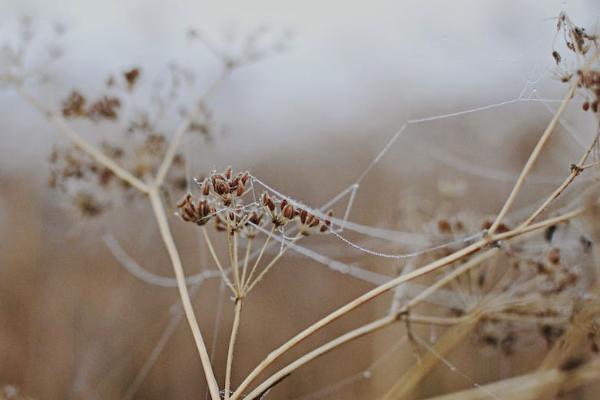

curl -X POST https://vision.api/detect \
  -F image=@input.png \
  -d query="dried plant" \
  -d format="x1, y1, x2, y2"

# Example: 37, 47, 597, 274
3, 11, 600, 400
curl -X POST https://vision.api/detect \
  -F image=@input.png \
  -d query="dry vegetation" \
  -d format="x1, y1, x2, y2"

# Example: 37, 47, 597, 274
2, 10, 600, 400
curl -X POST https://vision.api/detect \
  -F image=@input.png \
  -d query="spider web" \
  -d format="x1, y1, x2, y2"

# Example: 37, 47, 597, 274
103, 5, 600, 400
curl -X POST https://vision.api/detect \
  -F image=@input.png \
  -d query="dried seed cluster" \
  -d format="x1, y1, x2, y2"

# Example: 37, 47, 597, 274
415, 209, 588, 357
176, 167, 333, 238
62, 91, 121, 120
552, 12, 600, 112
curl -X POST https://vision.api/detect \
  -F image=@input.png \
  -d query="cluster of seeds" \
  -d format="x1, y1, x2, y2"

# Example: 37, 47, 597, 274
414, 208, 588, 357
551, 12, 600, 112
62, 90, 122, 120
176, 167, 333, 238
49, 69, 191, 218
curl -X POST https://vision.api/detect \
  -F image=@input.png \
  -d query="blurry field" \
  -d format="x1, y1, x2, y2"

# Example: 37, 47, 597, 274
2, 1, 600, 400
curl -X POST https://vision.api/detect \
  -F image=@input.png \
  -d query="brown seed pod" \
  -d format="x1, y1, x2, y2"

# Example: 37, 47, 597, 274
201, 178, 211, 196
236, 181, 245, 197
552, 50, 562, 65
282, 203, 295, 220
262, 192, 275, 212
214, 179, 230, 195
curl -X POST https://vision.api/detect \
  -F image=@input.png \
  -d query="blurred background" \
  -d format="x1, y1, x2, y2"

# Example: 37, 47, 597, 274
1, 0, 599, 399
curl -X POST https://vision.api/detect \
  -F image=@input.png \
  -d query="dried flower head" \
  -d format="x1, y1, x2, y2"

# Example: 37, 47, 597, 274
176, 194, 215, 225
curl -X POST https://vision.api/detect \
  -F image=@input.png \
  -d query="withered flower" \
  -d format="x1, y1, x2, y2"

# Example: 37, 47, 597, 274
176, 194, 215, 225
87, 96, 121, 120
124, 67, 140, 89
62, 91, 86, 117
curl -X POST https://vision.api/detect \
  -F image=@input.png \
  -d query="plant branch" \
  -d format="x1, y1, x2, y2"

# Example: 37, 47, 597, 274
202, 227, 236, 294
153, 68, 231, 187
225, 299, 243, 400
488, 83, 577, 234
148, 187, 220, 400
519, 125, 600, 227
240, 237, 253, 289
243, 226, 275, 294
17, 86, 149, 193
245, 235, 300, 295
427, 357, 600, 400
230, 206, 584, 400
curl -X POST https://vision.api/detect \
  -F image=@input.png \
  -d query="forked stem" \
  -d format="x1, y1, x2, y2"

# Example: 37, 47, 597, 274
202, 227, 236, 294
488, 83, 576, 234
244, 235, 301, 295
230, 208, 584, 400
243, 226, 275, 293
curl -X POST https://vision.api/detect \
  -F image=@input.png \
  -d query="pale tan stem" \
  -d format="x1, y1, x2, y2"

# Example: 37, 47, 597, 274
202, 227, 236, 294
243, 315, 396, 400
580, 159, 600, 170
225, 299, 243, 400
519, 127, 600, 227
243, 227, 274, 293
244, 235, 300, 295
154, 117, 193, 187
230, 242, 484, 399
240, 238, 253, 288
153, 68, 231, 187
230, 208, 582, 400
18, 87, 149, 193
242, 312, 474, 400
148, 188, 220, 400
381, 319, 480, 400
488, 83, 576, 234
427, 358, 600, 400
403, 249, 499, 311
227, 229, 241, 293
241, 250, 490, 400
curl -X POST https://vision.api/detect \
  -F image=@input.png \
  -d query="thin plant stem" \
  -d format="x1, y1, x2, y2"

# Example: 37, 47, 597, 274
230, 208, 584, 400
243, 312, 477, 400
242, 315, 396, 400
154, 68, 231, 187
148, 187, 220, 399
17, 87, 149, 193
202, 227, 236, 295
427, 358, 600, 400
488, 83, 577, 234
519, 126, 600, 227
403, 249, 499, 311
233, 231, 240, 292
580, 159, 600, 170
488, 48, 600, 234
225, 299, 243, 400
19, 85, 220, 399
245, 235, 301, 295
243, 226, 275, 293
240, 237, 253, 289
227, 229, 241, 293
